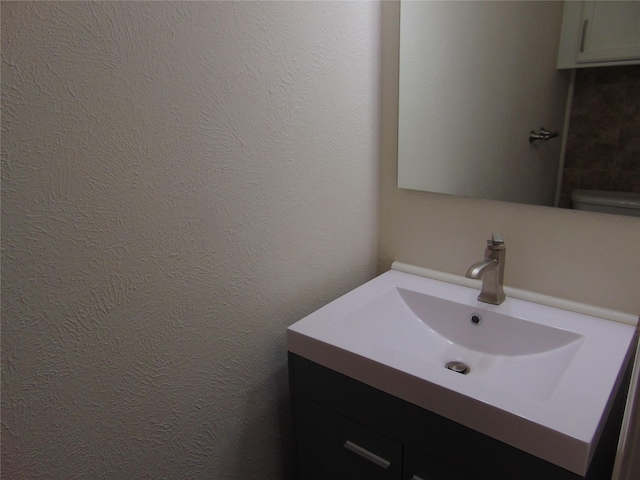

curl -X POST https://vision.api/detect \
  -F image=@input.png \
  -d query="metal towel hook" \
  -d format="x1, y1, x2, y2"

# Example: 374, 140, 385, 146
529, 127, 559, 143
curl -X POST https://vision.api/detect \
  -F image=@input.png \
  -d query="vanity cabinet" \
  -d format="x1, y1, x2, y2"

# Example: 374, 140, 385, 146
558, 1, 640, 68
294, 393, 403, 480
289, 353, 629, 480
293, 392, 467, 480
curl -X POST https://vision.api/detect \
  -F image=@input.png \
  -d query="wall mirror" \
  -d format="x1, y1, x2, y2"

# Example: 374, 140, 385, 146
397, 0, 570, 206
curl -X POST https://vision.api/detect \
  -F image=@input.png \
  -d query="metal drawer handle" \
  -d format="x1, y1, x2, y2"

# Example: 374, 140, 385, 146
343, 440, 391, 470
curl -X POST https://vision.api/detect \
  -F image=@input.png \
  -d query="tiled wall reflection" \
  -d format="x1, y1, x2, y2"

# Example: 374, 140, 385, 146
559, 65, 640, 208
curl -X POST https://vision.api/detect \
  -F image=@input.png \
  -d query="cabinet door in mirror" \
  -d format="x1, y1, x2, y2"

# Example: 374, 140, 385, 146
577, 1, 640, 64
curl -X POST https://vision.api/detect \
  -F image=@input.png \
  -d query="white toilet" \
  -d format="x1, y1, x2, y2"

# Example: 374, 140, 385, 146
571, 189, 640, 217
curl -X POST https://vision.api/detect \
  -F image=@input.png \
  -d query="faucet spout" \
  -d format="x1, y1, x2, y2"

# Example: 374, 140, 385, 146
465, 234, 506, 305
466, 259, 498, 279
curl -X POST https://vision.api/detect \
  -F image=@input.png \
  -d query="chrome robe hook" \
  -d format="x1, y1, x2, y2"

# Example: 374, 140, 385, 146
529, 127, 559, 143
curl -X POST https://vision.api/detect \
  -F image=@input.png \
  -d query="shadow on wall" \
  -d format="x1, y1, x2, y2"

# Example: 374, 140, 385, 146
225, 361, 293, 480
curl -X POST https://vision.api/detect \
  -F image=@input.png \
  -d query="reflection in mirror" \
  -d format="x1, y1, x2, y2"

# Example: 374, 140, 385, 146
559, 65, 640, 211
397, 1, 570, 206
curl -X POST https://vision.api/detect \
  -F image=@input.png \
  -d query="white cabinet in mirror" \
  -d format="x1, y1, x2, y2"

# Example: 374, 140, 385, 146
558, 1, 640, 69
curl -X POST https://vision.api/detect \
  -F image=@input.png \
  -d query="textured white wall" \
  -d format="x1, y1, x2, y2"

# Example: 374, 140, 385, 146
1, 2, 379, 478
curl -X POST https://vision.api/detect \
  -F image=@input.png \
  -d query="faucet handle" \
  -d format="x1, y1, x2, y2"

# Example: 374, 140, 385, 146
487, 233, 505, 250
491, 233, 504, 245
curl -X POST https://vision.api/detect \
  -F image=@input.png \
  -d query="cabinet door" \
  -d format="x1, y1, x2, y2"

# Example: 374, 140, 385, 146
577, 1, 640, 63
293, 394, 402, 480
403, 447, 470, 480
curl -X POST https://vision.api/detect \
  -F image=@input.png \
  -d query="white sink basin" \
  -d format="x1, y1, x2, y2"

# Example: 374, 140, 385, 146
287, 270, 636, 476
335, 286, 584, 402
396, 287, 582, 356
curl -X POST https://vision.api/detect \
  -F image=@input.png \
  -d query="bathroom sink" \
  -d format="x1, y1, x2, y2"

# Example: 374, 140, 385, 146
395, 287, 582, 356
287, 269, 637, 476
334, 286, 584, 402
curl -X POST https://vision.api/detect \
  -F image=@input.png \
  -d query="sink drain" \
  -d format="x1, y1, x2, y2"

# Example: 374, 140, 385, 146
445, 361, 470, 375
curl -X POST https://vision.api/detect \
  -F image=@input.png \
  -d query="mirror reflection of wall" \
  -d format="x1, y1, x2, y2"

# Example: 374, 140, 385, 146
558, 66, 640, 208
398, 0, 640, 212
397, 1, 569, 206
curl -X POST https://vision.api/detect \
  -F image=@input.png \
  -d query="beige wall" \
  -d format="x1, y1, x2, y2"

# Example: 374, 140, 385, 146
1, 2, 379, 478
380, 1, 640, 316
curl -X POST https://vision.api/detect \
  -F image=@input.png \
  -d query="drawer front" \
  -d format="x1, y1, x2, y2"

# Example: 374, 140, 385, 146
294, 393, 402, 480
403, 447, 470, 480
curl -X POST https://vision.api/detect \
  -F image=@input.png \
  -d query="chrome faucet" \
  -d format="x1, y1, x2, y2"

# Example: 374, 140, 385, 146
466, 233, 506, 305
